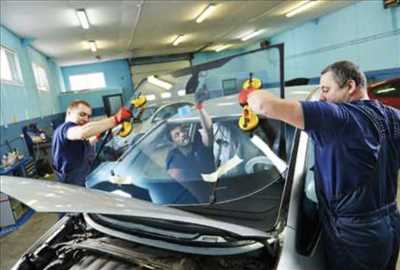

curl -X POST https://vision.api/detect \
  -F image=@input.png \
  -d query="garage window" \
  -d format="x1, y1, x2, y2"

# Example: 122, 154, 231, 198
0, 45, 23, 85
69, 72, 106, 91
32, 63, 50, 91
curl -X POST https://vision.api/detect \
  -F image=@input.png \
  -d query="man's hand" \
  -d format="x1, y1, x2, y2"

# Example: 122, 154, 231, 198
113, 106, 132, 125
194, 85, 208, 110
248, 90, 305, 129
247, 90, 271, 115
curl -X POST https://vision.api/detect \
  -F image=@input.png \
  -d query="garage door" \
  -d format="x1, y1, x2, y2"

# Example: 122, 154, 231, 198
130, 60, 191, 88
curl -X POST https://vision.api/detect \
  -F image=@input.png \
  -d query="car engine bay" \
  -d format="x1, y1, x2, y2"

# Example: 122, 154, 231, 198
13, 215, 277, 270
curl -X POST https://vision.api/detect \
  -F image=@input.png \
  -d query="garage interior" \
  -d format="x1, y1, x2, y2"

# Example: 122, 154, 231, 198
0, 0, 399, 270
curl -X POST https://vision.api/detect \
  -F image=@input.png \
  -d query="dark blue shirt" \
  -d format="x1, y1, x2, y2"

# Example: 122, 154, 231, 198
301, 100, 400, 212
166, 131, 215, 181
51, 121, 94, 186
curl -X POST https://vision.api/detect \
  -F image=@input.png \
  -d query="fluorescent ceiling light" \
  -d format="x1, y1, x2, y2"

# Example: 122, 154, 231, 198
177, 89, 186, 96
145, 94, 156, 101
76, 9, 90, 29
88, 40, 97, 52
147, 75, 173, 90
161, 92, 172, 99
172, 35, 184, 46
291, 90, 311, 94
376, 87, 396, 94
214, 44, 232, 52
241, 30, 264, 41
286, 0, 319, 18
217, 102, 236, 107
196, 4, 216, 23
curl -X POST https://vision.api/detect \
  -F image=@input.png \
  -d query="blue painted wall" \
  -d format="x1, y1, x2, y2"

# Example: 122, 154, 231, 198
58, 88, 122, 115
0, 26, 63, 126
60, 59, 135, 107
194, 1, 400, 84
0, 26, 64, 155
266, 0, 400, 83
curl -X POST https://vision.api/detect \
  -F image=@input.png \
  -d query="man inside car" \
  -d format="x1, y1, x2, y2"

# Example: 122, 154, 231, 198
166, 87, 215, 202
247, 60, 400, 270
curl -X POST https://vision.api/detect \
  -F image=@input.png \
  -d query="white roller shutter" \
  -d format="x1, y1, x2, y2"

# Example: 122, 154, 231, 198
130, 60, 190, 88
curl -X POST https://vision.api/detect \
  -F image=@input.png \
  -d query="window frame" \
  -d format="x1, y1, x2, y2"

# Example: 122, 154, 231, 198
0, 45, 24, 86
68, 72, 106, 91
32, 62, 50, 91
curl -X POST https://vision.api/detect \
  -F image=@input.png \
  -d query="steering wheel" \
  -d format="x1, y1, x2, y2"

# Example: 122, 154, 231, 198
245, 156, 273, 174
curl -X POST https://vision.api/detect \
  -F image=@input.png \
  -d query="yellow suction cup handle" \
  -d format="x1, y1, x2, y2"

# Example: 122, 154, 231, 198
118, 121, 133, 137
242, 78, 262, 89
131, 95, 147, 108
238, 106, 259, 131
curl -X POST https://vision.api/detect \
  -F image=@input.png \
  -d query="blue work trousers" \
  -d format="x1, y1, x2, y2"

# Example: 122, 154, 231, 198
322, 203, 400, 270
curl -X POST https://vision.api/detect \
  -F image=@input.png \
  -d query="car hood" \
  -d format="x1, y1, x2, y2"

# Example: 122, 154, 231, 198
0, 176, 268, 239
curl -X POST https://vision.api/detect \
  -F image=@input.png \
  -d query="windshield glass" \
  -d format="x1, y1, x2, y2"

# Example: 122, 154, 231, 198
140, 106, 158, 121
87, 47, 299, 232
88, 116, 285, 205
152, 103, 193, 123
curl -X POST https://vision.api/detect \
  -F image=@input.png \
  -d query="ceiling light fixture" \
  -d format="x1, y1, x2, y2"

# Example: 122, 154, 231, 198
286, 0, 319, 18
161, 92, 172, 99
214, 44, 232, 52
196, 4, 216, 23
147, 75, 173, 90
172, 35, 185, 46
88, 40, 97, 52
376, 87, 396, 94
177, 89, 186, 96
76, 9, 90, 29
145, 94, 156, 101
241, 30, 265, 41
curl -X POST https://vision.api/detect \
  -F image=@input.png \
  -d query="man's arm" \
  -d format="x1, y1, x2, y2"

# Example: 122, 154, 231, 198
66, 117, 115, 140
198, 107, 213, 147
67, 107, 132, 140
248, 90, 305, 130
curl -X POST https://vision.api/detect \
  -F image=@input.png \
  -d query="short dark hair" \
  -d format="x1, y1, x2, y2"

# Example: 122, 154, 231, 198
67, 100, 91, 112
167, 124, 182, 140
321, 61, 367, 90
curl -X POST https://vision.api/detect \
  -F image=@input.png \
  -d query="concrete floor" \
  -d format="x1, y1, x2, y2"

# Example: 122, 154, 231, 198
1, 179, 400, 270
0, 213, 58, 270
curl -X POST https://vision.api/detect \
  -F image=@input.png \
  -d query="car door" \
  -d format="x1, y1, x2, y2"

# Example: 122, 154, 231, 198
276, 131, 326, 270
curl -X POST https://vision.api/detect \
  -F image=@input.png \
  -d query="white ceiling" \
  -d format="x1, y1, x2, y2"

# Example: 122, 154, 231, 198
1, 0, 355, 67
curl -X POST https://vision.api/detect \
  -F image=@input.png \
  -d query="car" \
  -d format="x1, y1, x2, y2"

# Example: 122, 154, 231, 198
2, 46, 327, 269
368, 77, 400, 109
1, 84, 327, 270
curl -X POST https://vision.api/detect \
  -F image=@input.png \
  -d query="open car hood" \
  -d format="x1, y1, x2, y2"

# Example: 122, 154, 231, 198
0, 176, 268, 239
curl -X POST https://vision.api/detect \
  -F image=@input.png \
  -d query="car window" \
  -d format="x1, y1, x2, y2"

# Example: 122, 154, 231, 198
152, 103, 192, 123
140, 106, 158, 121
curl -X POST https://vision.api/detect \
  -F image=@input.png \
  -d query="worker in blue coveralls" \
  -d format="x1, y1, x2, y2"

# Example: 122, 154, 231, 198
52, 100, 132, 186
248, 60, 400, 270
166, 86, 215, 202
